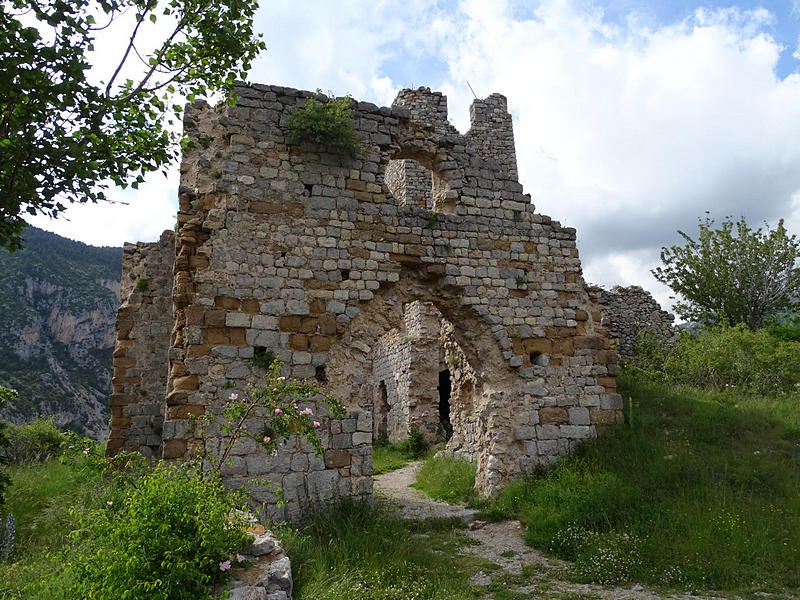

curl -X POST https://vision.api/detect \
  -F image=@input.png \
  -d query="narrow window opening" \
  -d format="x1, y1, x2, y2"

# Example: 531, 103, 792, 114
376, 381, 389, 439
341, 269, 350, 280
303, 182, 314, 196
315, 365, 327, 383
438, 369, 452, 440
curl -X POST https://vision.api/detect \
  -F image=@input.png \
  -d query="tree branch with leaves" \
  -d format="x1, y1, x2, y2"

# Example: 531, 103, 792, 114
0, 0, 265, 251
653, 214, 800, 329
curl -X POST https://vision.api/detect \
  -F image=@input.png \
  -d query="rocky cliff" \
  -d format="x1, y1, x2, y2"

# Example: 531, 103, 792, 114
0, 227, 121, 438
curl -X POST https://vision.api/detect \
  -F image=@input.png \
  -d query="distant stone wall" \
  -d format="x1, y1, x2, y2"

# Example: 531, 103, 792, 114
597, 285, 677, 360
106, 231, 173, 458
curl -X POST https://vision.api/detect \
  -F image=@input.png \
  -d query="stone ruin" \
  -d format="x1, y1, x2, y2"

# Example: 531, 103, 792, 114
107, 83, 624, 519
597, 285, 677, 361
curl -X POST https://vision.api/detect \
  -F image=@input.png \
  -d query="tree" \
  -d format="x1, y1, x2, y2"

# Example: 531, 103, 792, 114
0, 0, 265, 251
653, 215, 800, 329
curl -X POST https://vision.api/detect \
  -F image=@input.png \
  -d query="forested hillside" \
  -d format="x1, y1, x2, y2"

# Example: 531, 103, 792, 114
0, 227, 121, 437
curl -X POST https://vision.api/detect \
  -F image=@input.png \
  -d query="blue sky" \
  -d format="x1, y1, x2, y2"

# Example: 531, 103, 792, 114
29, 0, 800, 312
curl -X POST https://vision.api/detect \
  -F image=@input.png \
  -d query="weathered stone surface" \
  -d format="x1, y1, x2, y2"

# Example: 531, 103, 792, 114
597, 285, 677, 360
109, 82, 624, 507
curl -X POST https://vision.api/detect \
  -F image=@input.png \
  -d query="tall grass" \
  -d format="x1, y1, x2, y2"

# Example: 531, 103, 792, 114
0, 458, 124, 599
485, 369, 800, 593
276, 500, 480, 599
414, 457, 477, 505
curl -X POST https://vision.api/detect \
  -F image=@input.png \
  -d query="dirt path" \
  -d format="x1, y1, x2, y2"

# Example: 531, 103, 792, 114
373, 462, 742, 600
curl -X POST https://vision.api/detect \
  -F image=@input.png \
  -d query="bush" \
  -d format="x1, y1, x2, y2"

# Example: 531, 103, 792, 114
664, 325, 800, 395
394, 427, 429, 459
65, 460, 247, 600
631, 329, 673, 373
1, 417, 63, 465
764, 313, 800, 342
0, 388, 16, 506
286, 93, 362, 158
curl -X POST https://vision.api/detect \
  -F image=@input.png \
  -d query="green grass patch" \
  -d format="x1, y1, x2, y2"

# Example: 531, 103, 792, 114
0, 458, 125, 598
275, 499, 484, 599
413, 456, 478, 505
484, 368, 800, 594
372, 429, 432, 474
372, 443, 414, 475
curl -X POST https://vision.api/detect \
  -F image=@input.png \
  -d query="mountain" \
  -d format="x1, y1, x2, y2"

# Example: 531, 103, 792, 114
0, 227, 121, 438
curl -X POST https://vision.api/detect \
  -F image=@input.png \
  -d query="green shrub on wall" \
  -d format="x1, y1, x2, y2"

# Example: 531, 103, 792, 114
286, 92, 362, 158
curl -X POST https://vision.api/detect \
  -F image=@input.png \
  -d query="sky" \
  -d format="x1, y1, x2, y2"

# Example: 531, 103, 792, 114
27, 0, 800, 313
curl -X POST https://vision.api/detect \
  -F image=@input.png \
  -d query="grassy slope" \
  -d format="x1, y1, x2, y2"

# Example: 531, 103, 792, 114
4, 370, 799, 598
0, 459, 125, 599
276, 501, 482, 600
483, 370, 800, 593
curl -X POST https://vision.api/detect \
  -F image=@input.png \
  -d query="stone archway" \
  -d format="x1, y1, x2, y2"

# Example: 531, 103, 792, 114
322, 268, 513, 493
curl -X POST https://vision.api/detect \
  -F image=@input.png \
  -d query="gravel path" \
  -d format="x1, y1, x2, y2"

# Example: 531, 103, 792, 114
373, 461, 479, 520
373, 461, 747, 600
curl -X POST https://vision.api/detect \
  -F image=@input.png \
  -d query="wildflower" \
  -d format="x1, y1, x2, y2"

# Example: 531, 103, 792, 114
274, 408, 282, 415
263, 436, 271, 443
313, 421, 320, 428
302, 407, 313, 415
219, 559, 231, 571
277, 376, 286, 381
1, 515, 15, 563
106, 501, 113, 506
82, 448, 90, 455
229, 392, 238, 400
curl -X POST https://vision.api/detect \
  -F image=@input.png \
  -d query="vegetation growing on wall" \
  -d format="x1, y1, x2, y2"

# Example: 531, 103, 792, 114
286, 93, 362, 158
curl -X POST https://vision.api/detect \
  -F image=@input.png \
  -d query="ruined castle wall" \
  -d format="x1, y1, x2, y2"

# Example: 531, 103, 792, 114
466, 93, 518, 179
402, 301, 446, 442
385, 159, 432, 208
598, 285, 677, 360
371, 330, 412, 442
439, 318, 482, 463
109, 82, 624, 504
163, 83, 623, 497
106, 231, 173, 458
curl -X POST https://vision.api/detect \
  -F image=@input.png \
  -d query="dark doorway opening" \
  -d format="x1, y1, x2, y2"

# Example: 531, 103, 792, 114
376, 381, 389, 441
438, 369, 452, 440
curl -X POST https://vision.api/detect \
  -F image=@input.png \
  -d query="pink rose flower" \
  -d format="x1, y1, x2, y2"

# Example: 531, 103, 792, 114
313, 421, 320, 429
263, 436, 271, 443
274, 408, 282, 415
219, 559, 231, 572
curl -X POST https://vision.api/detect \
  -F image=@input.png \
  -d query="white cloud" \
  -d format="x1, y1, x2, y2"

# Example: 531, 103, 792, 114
27, 169, 178, 246
428, 0, 800, 312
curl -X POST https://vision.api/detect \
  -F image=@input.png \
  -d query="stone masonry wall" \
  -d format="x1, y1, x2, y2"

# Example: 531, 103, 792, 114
597, 285, 677, 360
385, 159, 432, 208
371, 329, 412, 441
106, 231, 173, 458
109, 81, 624, 503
